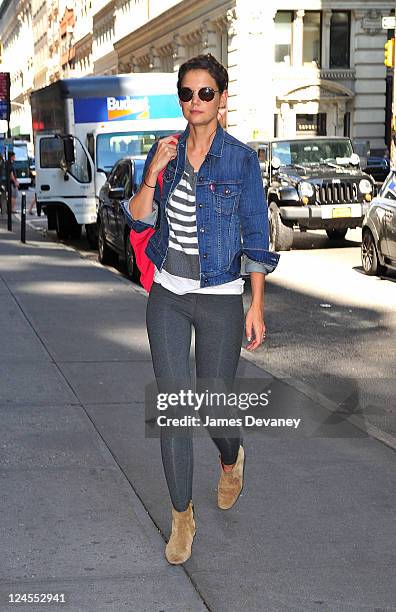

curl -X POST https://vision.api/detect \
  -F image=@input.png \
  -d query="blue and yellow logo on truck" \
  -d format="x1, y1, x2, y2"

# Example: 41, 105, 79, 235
74, 94, 182, 123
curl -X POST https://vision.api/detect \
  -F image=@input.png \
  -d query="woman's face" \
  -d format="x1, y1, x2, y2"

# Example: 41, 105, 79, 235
179, 69, 227, 127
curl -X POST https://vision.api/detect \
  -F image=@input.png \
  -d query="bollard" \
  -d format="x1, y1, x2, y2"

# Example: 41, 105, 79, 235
21, 191, 26, 243
6, 159, 12, 232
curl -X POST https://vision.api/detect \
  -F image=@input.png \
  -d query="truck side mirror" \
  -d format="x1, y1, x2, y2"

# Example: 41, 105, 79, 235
63, 137, 75, 164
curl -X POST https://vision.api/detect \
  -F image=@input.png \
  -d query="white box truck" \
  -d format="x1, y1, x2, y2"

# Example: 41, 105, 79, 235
30, 74, 186, 245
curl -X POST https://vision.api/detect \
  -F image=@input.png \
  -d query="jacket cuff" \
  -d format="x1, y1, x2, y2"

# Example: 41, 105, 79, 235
123, 200, 158, 232
245, 256, 277, 275
242, 248, 280, 272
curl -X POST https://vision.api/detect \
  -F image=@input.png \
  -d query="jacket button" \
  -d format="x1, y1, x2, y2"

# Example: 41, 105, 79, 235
200, 228, 205, 233
225, 188, 230, 194
203, 253, 208, 259
199, 176, 204, 182
204, 279, 209, 283
198, 203, 203, 208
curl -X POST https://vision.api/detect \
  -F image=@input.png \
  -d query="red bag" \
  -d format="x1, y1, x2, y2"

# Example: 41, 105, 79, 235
130, 135, 180, 293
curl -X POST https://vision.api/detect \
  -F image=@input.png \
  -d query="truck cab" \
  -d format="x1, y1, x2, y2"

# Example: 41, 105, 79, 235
31, 74, 186, 245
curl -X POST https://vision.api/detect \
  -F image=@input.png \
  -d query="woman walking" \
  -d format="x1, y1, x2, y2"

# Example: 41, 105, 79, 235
129, 54, 279, 564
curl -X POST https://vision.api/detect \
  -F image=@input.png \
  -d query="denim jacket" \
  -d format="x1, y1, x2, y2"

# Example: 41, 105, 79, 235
130, 122, 280, 288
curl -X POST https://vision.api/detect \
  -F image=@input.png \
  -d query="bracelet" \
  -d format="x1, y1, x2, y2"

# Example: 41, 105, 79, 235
143, 178, 156, 189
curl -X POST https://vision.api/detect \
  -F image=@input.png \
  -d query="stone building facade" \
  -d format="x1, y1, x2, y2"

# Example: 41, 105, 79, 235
0, 0, 394, 151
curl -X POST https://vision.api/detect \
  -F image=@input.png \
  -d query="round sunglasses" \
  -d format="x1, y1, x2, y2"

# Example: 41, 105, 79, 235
178, 86, 220, 102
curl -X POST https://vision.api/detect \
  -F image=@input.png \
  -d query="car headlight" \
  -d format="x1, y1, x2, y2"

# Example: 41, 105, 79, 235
359, 179, 372, 194
298, 181, 314, 198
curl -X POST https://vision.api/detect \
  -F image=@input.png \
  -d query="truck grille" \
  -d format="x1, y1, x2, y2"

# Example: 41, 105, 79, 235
315, 181, 359, 205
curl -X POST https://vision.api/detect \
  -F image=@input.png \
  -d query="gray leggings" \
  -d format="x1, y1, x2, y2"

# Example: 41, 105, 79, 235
146, 281, 245, 512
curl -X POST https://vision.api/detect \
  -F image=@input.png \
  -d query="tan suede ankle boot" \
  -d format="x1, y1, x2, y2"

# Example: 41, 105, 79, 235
217, 445, 245, 510
165, 500, 196, 564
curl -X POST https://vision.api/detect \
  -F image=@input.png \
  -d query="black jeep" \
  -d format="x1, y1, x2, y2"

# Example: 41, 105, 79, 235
248, 137, 376, 251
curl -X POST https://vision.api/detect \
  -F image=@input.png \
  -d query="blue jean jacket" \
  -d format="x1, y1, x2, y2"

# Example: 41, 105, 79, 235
130, 122, 280, 287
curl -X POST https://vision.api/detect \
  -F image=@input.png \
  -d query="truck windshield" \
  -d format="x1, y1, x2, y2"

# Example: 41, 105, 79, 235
96, 131, 176, 173
13, 144, 29, 162
272, 139, 354, 166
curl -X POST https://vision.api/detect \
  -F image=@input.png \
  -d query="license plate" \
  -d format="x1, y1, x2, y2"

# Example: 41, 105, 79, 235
332, 206, 351, 218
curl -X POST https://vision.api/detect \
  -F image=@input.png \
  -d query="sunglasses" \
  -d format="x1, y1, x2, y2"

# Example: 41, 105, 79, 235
178, 86, 220, 102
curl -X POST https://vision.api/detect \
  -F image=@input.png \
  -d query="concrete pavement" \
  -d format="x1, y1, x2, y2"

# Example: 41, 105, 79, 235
1, 216, 395, 611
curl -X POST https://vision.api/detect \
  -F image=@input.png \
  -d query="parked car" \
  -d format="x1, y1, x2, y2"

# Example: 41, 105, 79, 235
361, 171, 396, 276
97, 157, 145, 280
247, 137, 376, 251
364, 156, 390, 185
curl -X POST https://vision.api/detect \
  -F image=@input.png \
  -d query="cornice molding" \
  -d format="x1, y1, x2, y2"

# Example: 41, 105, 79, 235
114, 0, 232, 55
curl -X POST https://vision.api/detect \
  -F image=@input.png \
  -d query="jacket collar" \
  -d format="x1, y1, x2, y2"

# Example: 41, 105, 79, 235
178, 121, 225, 158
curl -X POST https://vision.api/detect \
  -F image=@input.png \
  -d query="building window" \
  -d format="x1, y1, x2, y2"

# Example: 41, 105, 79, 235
343, 112, 350, 137
330, 12, 350, 68
274, 114, 278, 138
296, 113, 326, 136
303, 11, 321, 67
274, 11, 293, 64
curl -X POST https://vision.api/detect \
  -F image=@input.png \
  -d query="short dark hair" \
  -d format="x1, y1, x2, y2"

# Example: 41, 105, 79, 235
177, 54, 228, 93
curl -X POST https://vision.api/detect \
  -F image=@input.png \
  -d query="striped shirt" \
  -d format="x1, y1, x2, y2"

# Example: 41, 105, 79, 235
162, 157, 200, 280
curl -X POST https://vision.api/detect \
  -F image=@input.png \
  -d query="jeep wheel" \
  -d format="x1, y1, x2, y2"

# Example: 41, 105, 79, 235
361, 229, 385, 276
98, 221, 117, 266
326, 228, 348, 240
268, 202, 293, 251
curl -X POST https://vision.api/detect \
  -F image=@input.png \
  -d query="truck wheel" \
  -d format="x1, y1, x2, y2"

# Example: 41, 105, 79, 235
361, 229, 385, 276
326, 228, 348, 240
55, 209, 71, 240
98, 222, 117, 266
70, 223, 82, 240
85, 223, 98, 249
56, 208, 81, 240
124, 232, 140, 282
268, 202, 293, 251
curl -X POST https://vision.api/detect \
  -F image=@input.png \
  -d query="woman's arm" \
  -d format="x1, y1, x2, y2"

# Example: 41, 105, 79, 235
129, 136, 178, 221
245, 272, 266, 351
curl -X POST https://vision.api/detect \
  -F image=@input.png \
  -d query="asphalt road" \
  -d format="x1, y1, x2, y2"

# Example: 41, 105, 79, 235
242, 228, 396, 439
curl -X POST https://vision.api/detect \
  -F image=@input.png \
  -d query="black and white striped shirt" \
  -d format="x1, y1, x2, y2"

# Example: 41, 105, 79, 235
162, 157, 200, 280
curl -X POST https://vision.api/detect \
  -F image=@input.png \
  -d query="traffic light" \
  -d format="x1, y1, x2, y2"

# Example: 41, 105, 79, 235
384, 38, 395, 68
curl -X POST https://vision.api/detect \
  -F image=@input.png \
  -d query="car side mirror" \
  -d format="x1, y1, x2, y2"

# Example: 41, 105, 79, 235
108, 186, 125, 200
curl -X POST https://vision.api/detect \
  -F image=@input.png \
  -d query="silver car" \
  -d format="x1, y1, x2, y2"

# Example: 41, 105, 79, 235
361, 171, 396, 275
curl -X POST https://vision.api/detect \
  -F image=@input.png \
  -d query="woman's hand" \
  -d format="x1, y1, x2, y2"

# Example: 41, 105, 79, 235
146, 136, 178, 182
245, 303, 266, 351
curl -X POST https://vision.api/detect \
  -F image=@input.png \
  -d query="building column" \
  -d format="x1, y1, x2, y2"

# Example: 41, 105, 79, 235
233, 2, 277, 141
292, 9, 304, 68
322, 11, 332, 70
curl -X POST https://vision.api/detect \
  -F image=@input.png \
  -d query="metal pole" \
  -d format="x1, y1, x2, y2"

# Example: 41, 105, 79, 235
21, 191, 26, 243
6, 158, 12, 231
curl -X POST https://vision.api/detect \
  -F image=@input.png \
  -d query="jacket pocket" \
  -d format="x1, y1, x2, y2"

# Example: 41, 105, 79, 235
214, 184, 242, 215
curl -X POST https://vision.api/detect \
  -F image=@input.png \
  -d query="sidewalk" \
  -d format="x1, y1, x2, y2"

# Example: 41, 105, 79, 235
1, 218, 395, 612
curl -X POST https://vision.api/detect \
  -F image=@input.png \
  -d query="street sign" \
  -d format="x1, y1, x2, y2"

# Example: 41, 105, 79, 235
0, 72, 10, 121
382, 16, 396, 30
